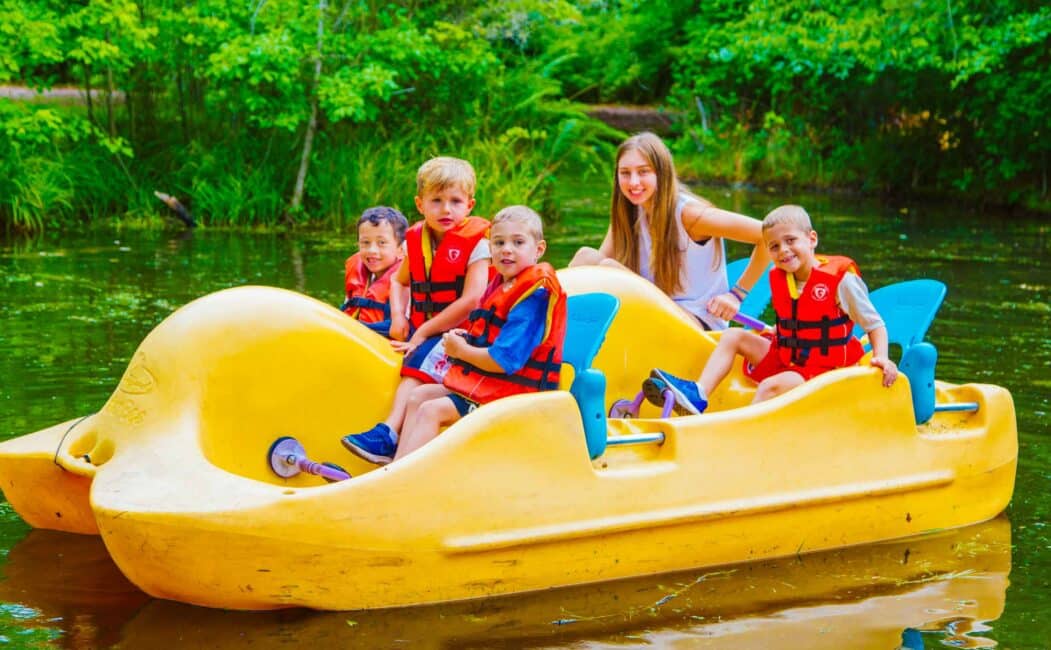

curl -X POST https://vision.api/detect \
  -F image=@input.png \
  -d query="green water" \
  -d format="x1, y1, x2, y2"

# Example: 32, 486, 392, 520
0, 190, 1048, 648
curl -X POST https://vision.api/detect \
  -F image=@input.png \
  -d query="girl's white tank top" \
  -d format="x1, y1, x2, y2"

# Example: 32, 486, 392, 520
636, 194, 728, 330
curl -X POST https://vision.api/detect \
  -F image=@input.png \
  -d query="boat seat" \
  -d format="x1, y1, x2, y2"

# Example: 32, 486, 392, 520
853, 279, 947, 361
563, 293, 620, 460
726, 258, 773, 319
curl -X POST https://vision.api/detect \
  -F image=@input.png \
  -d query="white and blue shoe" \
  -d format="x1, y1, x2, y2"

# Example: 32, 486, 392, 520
642, 369, 708, 416
341, 423, 397, 465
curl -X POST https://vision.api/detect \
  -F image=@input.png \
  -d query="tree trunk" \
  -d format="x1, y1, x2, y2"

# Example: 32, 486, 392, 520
84, 66, 95, 125
105, 29, 116, 139
177, 65, 190, 144
287, 0, 327, 221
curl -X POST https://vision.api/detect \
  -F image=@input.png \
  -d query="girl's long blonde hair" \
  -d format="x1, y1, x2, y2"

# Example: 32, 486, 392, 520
610, 132, 714, 296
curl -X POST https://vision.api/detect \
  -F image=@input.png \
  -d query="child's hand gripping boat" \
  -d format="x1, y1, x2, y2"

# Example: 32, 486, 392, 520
0, 267, 1017, 611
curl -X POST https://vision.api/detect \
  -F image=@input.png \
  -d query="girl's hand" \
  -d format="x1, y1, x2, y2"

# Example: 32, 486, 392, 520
870, 356, 899, 387
706, 292, 741, 321
391, 331, 426, 356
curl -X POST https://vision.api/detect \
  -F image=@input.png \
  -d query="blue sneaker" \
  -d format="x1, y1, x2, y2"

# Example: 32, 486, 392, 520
341, 423, 397, 465
643, 369, 708, 416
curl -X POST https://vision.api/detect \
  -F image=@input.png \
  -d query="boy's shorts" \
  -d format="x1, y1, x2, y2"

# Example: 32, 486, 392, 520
400, 335, 451, 384
743, 336, 839, 383
447, 393, 479, 417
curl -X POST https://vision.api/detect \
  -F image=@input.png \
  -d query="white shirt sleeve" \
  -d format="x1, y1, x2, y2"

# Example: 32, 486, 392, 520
838, 272, 884, 334
468, 238, 491, 265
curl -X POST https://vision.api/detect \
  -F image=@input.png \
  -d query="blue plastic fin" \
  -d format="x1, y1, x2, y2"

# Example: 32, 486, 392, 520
900, 342, 937, 424
564, 293, 620, 459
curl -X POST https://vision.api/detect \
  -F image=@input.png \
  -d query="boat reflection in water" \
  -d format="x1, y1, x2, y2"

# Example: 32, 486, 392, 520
0, 517, 1009, 649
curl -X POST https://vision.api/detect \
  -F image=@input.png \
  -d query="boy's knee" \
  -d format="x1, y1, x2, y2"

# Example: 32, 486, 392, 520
419, 397, 448, 419
406, 389, 430, 409
755, 372, 803, 401
718, 328, 752, 351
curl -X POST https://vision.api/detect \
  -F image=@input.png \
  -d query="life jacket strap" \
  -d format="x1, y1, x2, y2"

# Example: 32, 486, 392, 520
776, 335, 855, 350
776, 314, 851, 330
453, 360, 560, 390
412, 298, 454, 316
411, 278, 465, 294
346, 296, 391, 317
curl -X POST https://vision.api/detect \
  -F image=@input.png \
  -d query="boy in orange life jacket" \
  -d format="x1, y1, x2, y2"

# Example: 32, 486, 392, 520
340, 206, 409, 338
343, 205, 567, 464
340, 157, 492, 461
643, 205, 898, 415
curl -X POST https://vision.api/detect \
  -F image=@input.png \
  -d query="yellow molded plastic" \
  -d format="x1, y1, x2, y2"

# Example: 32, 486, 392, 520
0, 267, 1017, 610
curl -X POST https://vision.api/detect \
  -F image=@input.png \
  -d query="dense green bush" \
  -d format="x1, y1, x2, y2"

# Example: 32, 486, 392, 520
0, 0, 614, 231
1, 1, 1048, 232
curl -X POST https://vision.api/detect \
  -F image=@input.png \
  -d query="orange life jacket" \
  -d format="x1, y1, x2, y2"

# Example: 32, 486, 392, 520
770, 255, 864, 369
443, 263, 566, 404
405, 217, 490, 330
342, 253, 398, 324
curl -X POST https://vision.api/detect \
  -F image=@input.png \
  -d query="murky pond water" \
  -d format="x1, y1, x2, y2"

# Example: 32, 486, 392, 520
1, 189, 1048, 648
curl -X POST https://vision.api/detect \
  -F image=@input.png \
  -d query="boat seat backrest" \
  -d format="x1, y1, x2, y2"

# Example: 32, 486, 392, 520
853, 279, 947, 359
726, 258, 773, 319
563, 293, 620, 460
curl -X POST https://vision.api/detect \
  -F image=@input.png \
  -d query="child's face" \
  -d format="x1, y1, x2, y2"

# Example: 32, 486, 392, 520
357, 220, 402, 274
617, 148, 658, 209
414, 185, 475, 238
490, 220, 545, 281
764, 223, 818, 278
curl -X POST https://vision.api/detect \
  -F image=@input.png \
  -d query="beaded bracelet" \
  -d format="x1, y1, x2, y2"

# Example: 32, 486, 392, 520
729, 286, 747, 302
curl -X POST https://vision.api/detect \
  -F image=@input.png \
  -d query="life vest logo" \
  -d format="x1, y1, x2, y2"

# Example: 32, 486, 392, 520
447, 249, 461, 262
811, 283, 831, 301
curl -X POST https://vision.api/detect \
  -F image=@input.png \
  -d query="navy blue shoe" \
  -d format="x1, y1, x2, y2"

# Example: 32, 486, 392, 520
643, 369, 708, 416
341, 423, 396, 465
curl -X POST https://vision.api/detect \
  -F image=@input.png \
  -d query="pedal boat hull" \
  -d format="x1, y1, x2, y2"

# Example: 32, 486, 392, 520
0, 268, 1017, 610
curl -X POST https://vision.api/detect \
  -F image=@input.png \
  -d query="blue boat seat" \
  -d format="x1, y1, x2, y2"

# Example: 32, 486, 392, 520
725, 257, 773, 319
853, 279, 947, 360
563, 293, 619, 459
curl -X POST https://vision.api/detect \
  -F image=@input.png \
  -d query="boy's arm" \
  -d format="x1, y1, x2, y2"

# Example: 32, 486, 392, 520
443, 289, 548, 374
838, 273, 898, 387
865, 325, 899, 387
443, 331, 505, 373
407, 258, 490, 345
388, 268, 410, 341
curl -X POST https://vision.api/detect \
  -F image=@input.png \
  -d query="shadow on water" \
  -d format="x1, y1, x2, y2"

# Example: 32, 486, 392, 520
0, 518, 1010, 649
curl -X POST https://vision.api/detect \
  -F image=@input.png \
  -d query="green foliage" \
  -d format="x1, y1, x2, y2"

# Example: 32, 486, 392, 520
669, 1, 1051, 199
1, 0, 1048, 232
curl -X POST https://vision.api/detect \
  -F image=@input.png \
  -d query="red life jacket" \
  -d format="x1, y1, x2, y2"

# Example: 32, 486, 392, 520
769, 255, 864, 369
443, 263, 567, 405
405, 216, 490, 330
342, 253, 398, 324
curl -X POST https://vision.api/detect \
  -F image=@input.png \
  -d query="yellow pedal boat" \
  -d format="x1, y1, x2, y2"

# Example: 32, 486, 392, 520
0, 267, 1017, 611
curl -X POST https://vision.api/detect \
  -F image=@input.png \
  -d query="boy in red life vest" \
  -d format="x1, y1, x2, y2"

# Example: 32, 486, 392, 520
344, 205, 567, 464
340, 157, 492, 461
340, 206, 409, 338
642, 205, 898, 415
